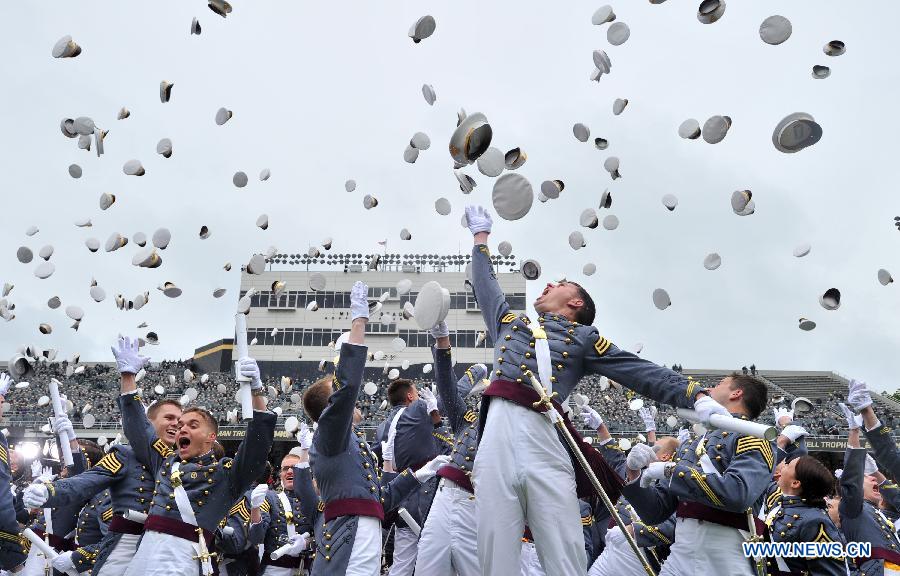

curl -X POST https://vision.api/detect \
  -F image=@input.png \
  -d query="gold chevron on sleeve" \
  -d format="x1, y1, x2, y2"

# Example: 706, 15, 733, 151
500, 313, 517, 324
96, 453, 123, 475
0, 445, 7, 466
736, 437, 774, 470
463, 410, 477, 423
813, 523, 836, 544
229, 499, 251, 522
593, 335, 611, 356
581, 515, 594, 526
689, 468, 724, 508
260, 499, 271, 514
101, 508, 114, 522
152, 439, 173, 457
766, 487, 783, 509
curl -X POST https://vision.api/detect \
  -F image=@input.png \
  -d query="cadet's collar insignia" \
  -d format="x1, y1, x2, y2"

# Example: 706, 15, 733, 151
97, 452, 123, 475
500, 313, 517, 324
463, 410, 477, 423
152, 439, 173, 458
812, 523, 837, 545
223, 459, 234, 469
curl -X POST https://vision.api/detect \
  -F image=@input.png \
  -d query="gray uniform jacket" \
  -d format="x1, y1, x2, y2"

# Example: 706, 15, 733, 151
767, 494, 847, 576
0, 428, 28, 571
392, 397, 441, 527
215, 490, 258, 576
69, 490, 112, 573
470, 243, 697, 423
248, 487, 312, 561
622, 418, 775, 524
308, 343, 420, 575
865, 423, 900, 482
119, 390, 277, 533
839, 447, 900, 576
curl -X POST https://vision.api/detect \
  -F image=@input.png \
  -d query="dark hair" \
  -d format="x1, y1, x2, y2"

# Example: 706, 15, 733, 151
147, 399, 182, 421
303, 375, 334, 422
211, 441, 225, 459
183, 407, 218, 435
794, 456, 834, 506
569, 282, 596, 326
77, 439, 103, 469
727, 372, 768, 419
387, 379, 415, 407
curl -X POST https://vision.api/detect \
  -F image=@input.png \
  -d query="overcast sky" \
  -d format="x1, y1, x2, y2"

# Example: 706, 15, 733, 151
2, 1, 898, 392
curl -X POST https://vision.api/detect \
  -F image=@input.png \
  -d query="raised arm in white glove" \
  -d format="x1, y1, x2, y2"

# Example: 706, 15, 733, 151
579, 405, 603, 430
111, 336, 150, 375
838, 403, 862, 429
0, 372, 12, 396
780, 425, 808, 443
864, 453, 879, 476
626, 442, 657, 472
637, 407, 656, 432
237, 357, 264, 391
349, 281, 369, 321
420, 388, 439, 414
772, 406, 794, 428
464, 206, 493, 236
677, 428, 691, 446
51, 551, 75, 574
52, 414, 76, 442
639, 462, 674, 488
250, 483, 269, 509
298, 422, 313, 450
693, 395, 729, 424
428, 320, 450, 340
30, 459, 42, 480
847, 379, 873, 411
23, 483, 49, 509
283, 532, 311, 557
415, 454, 451, 483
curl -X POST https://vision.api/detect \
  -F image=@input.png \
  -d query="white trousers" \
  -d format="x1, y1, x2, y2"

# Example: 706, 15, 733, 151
260, 566, 297, 576
588, 527, 648, 576
123, 530, 203, 576
414, 478, 480, 576
660, 518, 753, 576
96, 533, 141, 576
20, 546, 50, 576
346, 516, 382, 576
519, 542, 546, 575
387, 527, 417, 576
473, 398, 586, 576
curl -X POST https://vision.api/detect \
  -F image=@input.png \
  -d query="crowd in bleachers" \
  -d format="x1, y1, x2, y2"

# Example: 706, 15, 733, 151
1, 360, 897, 437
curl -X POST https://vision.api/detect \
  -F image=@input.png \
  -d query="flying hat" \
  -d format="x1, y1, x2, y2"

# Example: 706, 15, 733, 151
409, 15, 436, 43
410, 132, 431, 150
215, 107, 232, 126
541, 179, 564, 200
730, 190, 753, 215
191, 17, 201, 35
247, 254, 266, 275
199, 225, 211, 240
599, 189, 612, 209
48, 296, 61, 309
160, 81, 174, 103
345, 179, 356, 192
39, 245, 53, 260
85, 237, 101, 253
455, 170, 477, 194
878, 269, 893, 286
498, 241, 513, 256
652, 289, 671, 310
422, 84, 436, 105
208, 0, 232, 17
702, 115, 731, 144
363, 195, 378, 210
492, 173, 534, 220
793, 243, 811, 258
155, 138, 173, 158
591, 5, 615, 24
90, 285, 106, 302
260, 168, 271, 181
678, 119, 701, 139
213, 288, 226, 298
823, 40, 845, 56
413, 280, 451, 330
772, 112, 822, 153
74, 218, 91, 227
612, 98, 628, 115
580, 208, 598, 228
521, 259, 541, 281
400, 228, 412, 240
759, 15, 791, 45
798, 318, 816, 331
159, 282, 182, 298
583, 263, 596, 276
16, 246, 33, 263
573, 123, 590, 142
52, 35, 82, 58
607, 22, 630, 45
819, 288, 840, 310
99, 193, 116, 211
117, 107, 130, 120
602, 214, 619, 230
504, 148, 527, 170
475, 147, 504, 177
811, 65, 830, 79
256, 214, 269, 229
603, 157, 621, 179
661, 194, 678, 211
449, 112, 492, 165
403, 145, 419, 163
123, 159, 145, 176
697, 0, 726, 24
568, 231, 586, 250
592, 50, 611, 75
132, 247, 161, 268
391, 337, 407, 353
309, 273, 326, 292
39, 323, 52, 335
233, 172, 248, 188
396, 279, 412, 295
68, 164, 82, 179
152, 228, 171, 249
435, 197, 451, 216
703, 253, 722, 270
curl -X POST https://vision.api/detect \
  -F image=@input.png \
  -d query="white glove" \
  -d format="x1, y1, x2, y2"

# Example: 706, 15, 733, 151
637, 407, 656, 432
420, 388, 439, 413
626, 442, 657, 472
30, 460, 42, 480
639, 462, 673, 488
415, 454, 451, 483
298, 422, 313, 450
51, 551, 75, 574
293, 460, 310, 471
52, 414, 75, 441
780, 425, 808, 443
579, 405, 603, 430
772, 406, 794, 427
847, 379, 873, 411
834, 468, 843, 480
40, 467, 54, 483
693, 395, 729, 424
865, 454, 879, 476
0, 372, 11, 396
428, 320, 450, 339
284, 532, 311, 556
250, 484, 268, 508
111, 336, 150, 375
350, 281, 369, 321
677, 428, 691, 446
237, 357, 264, 390
464, 205, 493, 236
23, 483, 49, 509
838, 403, 862, 429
